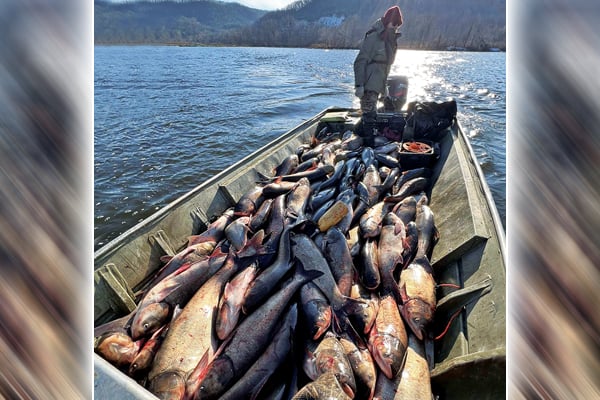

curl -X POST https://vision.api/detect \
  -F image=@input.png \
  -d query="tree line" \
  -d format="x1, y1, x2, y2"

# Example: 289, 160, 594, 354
95, 0, 505, 51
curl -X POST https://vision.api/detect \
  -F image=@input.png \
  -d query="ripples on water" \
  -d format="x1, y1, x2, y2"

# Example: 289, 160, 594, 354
94, 46, 505, 250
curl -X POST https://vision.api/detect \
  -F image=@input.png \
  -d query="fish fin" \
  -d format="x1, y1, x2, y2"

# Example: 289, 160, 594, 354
236, 229, 268, 259
293, 259, 325, 287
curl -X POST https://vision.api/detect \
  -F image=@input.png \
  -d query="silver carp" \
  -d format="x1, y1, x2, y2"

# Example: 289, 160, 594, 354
399, 256, 436, 341
189, 263, 322, 400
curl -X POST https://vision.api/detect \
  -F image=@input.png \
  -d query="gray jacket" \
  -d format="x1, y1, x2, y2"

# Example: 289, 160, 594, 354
353, 19, 398, 94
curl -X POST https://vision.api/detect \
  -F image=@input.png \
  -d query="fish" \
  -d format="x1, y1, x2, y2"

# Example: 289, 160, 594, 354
377, 212, 406, 301
186, 209, 236, 248
301, 335, 320, 381
189, 263, 322, 400
394, 333, 433, 400
392, 195, 417, 226
372, 368, 397, 400
299, 281, 332, 340
291, 233, 346, 315
360, 237, 380, 290
146, 251, 242, 398
314, 332, 356, 398
300, 143, 326, 162
130, 250, 228, 340
234, 186, 264, 217
340, 132, 363, 151
374, 141, 400, 155
215, 262, 259, 340
273, 164, 334, 183
317, 160, 345, 191
242, 225, 294, 313
362, 164, 383, 206
292, 157, 319, 174
359, 201, 390, 239
94, 309, 136, 339
249, 198, 273, 232
323, 227, 355, 297
399, 257, 436, 341
375, 153, 400, 168
415, 204, 439, 260
402, 221, 419, 269
393, 168, 432, 193
129, 324, 168, 378
368, 294, 408, 379
309, 186, 337, 212
147, 371, 186, 400
385, 177, 430, 203
148, 238, 220, 292
344, 279, 379, 336
273, 154, 299, 176
94, 331, 142, 370
218, 304, 298, 400
361, 146, 376, 167
350, 182, 371, 228
292, 372, 352, 400
339, 333, 377, 400
224, 216, 252, 252
262, 180, 300, 198
285, 177, 312, 223
259, 194, 286, 267
380, 166, 400, 195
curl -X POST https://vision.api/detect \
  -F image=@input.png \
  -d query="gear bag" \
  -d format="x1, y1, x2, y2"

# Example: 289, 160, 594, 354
404, 100, 457, 141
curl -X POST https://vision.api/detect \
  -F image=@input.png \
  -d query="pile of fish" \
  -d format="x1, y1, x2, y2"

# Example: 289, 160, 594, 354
95, 129, 448, 400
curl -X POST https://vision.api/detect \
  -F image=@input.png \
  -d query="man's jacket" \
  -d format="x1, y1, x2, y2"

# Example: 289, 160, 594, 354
354, 19, 398, 95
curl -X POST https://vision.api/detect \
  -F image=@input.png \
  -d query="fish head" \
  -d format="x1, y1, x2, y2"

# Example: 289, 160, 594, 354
94, 331, 139, 368
311, 304, 332, 340
368, 330, 404, 380
131, 302, 170, 340
192, 355, 236, 400
401, 299, 434, 341
148, 371, 186, 400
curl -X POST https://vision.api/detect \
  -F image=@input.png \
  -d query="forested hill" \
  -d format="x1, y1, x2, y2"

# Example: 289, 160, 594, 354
95, 0, 506, 51
95, 0, 267, 44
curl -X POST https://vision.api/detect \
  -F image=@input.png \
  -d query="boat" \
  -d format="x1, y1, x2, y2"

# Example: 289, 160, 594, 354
94, 105, 506, 399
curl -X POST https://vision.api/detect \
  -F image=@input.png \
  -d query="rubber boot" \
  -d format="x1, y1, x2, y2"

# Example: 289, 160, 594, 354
362, 111, 377, 147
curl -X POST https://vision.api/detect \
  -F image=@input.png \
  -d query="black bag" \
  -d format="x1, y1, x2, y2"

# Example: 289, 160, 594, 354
405, 100, 457, 141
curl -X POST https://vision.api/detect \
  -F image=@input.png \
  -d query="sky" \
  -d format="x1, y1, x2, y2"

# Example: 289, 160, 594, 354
221, 0, 297, 10
107, 0, 298, 11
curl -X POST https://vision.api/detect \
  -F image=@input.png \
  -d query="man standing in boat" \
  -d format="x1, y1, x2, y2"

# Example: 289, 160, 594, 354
354, 5, 403, 147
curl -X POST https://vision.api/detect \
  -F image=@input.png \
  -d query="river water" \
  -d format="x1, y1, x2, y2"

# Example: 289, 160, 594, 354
94, 46, 505, 250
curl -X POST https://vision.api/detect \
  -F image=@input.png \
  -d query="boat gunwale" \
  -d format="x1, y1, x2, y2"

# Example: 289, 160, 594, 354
454, 119, 506, 265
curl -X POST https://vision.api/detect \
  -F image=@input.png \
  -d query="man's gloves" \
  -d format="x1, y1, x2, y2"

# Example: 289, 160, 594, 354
355, 86, 364, 98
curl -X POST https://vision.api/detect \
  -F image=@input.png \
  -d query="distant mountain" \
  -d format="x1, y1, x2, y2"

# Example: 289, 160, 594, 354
95, 0, 505, 51
94, 0, 267, 44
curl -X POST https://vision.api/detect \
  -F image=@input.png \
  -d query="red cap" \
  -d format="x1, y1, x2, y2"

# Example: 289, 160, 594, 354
382, 6, 403, 27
